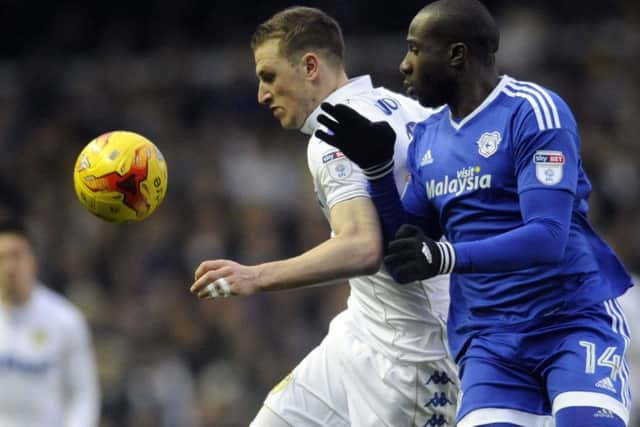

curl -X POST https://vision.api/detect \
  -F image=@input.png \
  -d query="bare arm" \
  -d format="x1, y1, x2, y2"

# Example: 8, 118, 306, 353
190, 196, 382, 298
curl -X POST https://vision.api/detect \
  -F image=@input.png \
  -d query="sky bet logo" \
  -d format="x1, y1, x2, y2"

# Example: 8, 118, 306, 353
534, 152, 564, 164
426, 166, 491, 199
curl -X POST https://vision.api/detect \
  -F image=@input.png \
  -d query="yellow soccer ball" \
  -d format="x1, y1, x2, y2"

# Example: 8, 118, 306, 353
73, 131, 168, 223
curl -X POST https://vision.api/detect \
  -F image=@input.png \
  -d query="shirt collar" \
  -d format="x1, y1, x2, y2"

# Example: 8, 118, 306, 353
447, 75, 509, 131
300, 75, 374, 135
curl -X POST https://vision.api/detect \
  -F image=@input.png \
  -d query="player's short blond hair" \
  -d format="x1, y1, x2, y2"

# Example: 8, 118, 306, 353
251, 6, 345, 66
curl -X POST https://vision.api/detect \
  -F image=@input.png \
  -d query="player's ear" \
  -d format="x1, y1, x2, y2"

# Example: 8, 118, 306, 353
301, 52, 320, 80
449, 42, 467, 68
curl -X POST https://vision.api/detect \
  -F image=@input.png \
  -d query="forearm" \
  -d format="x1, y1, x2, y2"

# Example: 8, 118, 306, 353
255, 232, 382, 291
454, 189, 573, 273
454, 221, 567, 273
368, 173, 408, 246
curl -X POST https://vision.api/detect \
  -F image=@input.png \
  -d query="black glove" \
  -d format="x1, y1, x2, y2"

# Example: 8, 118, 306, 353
315, 102, 396, 180
384, 224, 455, 284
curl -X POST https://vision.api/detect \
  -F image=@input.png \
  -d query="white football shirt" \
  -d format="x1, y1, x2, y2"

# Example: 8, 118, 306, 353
0, 285, 99, 427
301, 75, 450, 362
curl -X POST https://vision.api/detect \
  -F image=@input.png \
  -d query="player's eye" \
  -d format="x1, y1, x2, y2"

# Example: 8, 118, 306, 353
407, 42, 420, 55
260, 72, 275, 83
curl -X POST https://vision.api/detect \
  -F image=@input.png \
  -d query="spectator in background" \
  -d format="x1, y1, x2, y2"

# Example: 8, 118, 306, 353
0, 217, 100, 427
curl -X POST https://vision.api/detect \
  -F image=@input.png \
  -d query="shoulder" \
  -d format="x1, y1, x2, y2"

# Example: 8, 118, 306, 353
500, 76, 577, 133
346, 86, 434, 122
33, 286, 88, 331
307, 136, 345, 165
412, 106, 448, 139
306, 136, 357, 183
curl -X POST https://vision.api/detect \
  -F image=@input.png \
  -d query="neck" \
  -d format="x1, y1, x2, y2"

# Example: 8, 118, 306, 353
0, 295, 29, 307
316, 70, 349, 108
449, 66, 499, 119
0, 286, 32, 307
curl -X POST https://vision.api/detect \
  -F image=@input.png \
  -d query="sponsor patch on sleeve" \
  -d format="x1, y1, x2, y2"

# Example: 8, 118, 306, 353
321, 150, 353, 180
533, 150, 565, 185
322, 150, 353, 180
322, 150, 346, 164
328, 158, 353, 180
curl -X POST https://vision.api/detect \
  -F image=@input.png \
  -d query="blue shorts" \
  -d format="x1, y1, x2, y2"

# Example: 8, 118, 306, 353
457, 298, 631, 425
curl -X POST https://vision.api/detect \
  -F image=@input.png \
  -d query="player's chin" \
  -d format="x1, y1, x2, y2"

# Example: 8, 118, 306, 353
417, 91, 444, 108
280, 116, 300, 130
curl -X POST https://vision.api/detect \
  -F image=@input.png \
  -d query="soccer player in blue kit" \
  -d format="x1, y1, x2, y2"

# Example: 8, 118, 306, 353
314, 0, 634, 426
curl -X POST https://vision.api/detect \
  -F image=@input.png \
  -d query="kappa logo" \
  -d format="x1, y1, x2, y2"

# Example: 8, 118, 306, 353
424, 392, 453, 408
420, 149, 434, 166
595, 377, 617, 393
425, 371, 454, 385
476, 131, 501, 158
423, 414, 448, 427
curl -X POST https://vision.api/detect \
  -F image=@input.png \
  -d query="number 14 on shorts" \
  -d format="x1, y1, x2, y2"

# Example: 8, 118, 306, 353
579, 340, 621, 379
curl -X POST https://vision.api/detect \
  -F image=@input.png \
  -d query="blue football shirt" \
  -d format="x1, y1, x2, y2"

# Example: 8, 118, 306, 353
401, 76, 632, 359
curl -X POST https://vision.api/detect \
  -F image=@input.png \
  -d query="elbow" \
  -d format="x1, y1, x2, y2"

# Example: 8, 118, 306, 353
536, 245, 566, 265
530, 220, 569, 266
361, 245, 383, 275
533, 233, 567, 265
352, 236, 383, 276
333, 223, 384, 276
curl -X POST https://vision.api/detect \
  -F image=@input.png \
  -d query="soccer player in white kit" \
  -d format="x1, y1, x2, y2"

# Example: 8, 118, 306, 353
190, 7, 459, 426
0, 218, 100, 427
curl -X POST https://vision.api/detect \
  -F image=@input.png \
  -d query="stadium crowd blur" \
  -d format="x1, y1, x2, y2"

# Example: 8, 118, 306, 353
0, 1, 639, 426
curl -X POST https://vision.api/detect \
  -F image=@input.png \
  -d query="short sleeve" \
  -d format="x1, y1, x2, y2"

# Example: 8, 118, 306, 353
308, 138, 370, 210
512, 93, 580, 195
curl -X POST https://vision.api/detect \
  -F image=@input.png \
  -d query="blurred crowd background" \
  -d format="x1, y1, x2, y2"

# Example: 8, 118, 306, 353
0, 1, 639, 426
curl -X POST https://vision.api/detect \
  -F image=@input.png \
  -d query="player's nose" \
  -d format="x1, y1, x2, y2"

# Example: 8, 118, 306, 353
399, 55, 412, 75
257, 82, 272, 105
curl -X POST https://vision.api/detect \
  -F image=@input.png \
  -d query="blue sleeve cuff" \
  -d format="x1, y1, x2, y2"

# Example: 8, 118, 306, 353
368, 173, 407, 248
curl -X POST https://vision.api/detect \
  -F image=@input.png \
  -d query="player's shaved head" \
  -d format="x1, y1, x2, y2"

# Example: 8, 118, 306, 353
418, 0, 499, 65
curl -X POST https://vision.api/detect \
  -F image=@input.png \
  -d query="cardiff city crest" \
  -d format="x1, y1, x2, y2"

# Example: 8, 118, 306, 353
476, 131, 502, 158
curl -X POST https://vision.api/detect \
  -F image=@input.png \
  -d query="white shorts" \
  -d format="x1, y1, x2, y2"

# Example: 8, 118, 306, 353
262, 311, 459, 427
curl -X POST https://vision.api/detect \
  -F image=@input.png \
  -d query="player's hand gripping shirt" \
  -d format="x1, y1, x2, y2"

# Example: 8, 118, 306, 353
400, 76, 632, 359
302, 75, 450, 362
